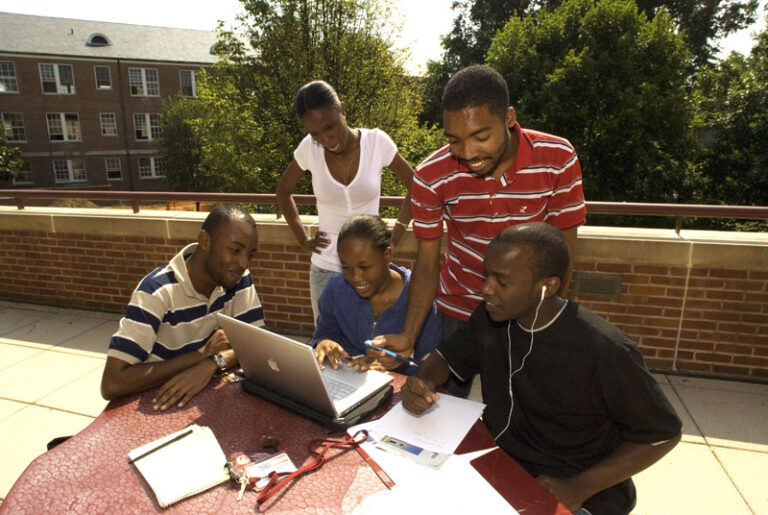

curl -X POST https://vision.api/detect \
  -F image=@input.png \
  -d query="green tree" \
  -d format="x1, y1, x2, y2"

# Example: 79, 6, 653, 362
421, 0, 758, 125
692, 16, 768, 220
487, 0, 696, 207
199, 0, 440, 201
160, 97, 206, 192
420, 0, 529, 125
0, 132, 24, 182
635, 0, 759, 66
159, 70, 268, 197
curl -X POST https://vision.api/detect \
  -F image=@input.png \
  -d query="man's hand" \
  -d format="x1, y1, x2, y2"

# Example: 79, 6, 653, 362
368, 334, 414, 370
152, 359, 217, 411
401, 375, 440, 414
536, 474, 590, 512
314, 340, 348, 369
201, 329, 230, 358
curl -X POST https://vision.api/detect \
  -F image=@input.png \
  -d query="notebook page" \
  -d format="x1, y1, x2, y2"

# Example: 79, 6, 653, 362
128, 424, 229, 507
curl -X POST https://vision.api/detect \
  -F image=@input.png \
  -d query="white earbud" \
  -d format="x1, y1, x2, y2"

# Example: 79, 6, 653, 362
541, 285, 547, 300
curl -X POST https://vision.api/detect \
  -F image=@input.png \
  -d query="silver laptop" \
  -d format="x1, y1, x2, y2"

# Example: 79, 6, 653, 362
216, 313, 393, 419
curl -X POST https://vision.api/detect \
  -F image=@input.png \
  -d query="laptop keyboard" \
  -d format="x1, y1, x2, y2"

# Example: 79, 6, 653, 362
325, 376, 356, 400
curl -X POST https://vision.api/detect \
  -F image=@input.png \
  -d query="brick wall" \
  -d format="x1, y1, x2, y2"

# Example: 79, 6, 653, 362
571, 231, 768, 380
0, 231, 187, 311
1, 208, 766, 380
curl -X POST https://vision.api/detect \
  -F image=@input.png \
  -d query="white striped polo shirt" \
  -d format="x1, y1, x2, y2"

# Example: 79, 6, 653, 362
108, 243, 264, 364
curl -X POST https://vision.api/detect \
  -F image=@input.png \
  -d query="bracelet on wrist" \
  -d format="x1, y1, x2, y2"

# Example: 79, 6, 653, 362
394, 220, 409, 230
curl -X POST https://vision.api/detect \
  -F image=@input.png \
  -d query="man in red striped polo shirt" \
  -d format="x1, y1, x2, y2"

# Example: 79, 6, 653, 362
371, 65, 586, 395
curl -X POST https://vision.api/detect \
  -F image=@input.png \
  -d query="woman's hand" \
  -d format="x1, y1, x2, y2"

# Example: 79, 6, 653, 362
302, 231, 331, 254
314, 339, 348, 369
347, 355, 387, 372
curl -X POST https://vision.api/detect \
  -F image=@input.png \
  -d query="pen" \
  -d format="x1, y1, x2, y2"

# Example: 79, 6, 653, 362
364, 340, 418, 367
128, 428, 193, 464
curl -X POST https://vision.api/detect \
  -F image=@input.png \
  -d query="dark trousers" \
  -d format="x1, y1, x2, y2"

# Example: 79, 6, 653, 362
439, 311, 474, 398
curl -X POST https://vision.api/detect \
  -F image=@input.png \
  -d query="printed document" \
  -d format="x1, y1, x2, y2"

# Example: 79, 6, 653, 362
351, 394, 485, 454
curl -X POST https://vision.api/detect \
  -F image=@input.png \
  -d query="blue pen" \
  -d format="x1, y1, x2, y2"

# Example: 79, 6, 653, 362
364, 340, 418, 367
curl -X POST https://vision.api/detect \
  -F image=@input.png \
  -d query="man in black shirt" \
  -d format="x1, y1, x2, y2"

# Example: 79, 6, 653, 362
401, 222, 681, 514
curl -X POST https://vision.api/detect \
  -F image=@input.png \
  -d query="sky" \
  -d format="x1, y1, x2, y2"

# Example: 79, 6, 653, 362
1, 0, 766, 74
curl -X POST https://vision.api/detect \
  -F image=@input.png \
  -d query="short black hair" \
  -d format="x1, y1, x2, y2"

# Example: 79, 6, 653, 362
295, 80, 341, 119
337, 215, 391, 254
201, 204, 256, 241
489, 222, 569, 282
442, 65, 510, 120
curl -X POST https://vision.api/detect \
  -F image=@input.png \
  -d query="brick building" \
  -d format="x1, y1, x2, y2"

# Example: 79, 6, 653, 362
0, 12, 218, 190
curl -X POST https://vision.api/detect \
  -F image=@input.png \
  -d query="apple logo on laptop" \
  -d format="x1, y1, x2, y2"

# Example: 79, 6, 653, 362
267, 358, 280, 373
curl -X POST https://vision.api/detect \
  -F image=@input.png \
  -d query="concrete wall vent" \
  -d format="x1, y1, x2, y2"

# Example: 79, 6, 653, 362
572, 271, 622, 300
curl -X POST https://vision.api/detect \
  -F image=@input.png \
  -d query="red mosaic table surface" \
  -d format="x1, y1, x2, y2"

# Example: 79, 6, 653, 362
1, 374, 569, 514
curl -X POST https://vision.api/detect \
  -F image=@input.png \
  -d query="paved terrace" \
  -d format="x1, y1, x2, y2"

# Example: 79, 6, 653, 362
0, 300, 766, 513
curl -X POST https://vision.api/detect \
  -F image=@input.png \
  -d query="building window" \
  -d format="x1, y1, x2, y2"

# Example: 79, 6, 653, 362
105, 157, 122, 180
134, 113, 162, 141
12, 169, 33, 185
0, 62, 18, 93
139, 157, 166, 178
94, 66, 112, 89
100, 113, 117, 136
53, 159, 86, 183
46, 113, 81, 142
179, 70, 198, 97
2, 112, 26, 142
129, 68, 159, 96
39, 63, 75, 94
87, 33, 111, 47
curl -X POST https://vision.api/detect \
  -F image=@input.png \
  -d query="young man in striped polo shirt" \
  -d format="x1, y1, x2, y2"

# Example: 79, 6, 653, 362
372, 65, 586, 395
101, 204, 264, 410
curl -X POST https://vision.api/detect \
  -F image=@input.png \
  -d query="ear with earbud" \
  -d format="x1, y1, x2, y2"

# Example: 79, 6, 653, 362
541, 285, 547, 300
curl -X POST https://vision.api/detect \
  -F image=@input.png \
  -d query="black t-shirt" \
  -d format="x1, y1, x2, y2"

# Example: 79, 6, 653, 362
438, 301, 682, 515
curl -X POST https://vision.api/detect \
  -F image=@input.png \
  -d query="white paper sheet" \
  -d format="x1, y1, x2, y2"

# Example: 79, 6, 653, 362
350, 394, 485, 454
350, 444, 518, 515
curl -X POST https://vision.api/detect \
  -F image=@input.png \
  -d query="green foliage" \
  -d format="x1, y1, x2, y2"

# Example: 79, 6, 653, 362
635, 0, 759, 66
689, 18, 768, 229
420, 0, 527, 125
487, 0, 697, 206
421, 0, 759, 125
0, 132, 24, 182
210, 0, 439, 198
160, 0, 441, 209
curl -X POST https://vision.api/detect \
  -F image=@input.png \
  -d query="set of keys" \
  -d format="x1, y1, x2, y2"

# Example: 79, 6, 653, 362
227, 450, 298, 501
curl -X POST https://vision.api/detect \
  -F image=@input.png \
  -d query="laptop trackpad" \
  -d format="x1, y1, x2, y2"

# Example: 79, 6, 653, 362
321, 365, 369, 388
321, 365, 391, 414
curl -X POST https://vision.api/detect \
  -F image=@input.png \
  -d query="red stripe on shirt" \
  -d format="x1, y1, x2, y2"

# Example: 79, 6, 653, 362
412, 123, 586, 320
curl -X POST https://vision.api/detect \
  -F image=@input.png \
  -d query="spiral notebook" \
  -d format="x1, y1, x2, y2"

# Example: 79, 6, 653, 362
128, 424, 229, 508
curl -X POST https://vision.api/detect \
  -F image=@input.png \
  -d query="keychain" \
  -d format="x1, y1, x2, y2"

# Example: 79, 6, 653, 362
227, 449, 298, 501
228, 452, 258, 500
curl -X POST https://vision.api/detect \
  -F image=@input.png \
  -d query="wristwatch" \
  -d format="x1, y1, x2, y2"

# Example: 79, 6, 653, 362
211, 352, 228, 372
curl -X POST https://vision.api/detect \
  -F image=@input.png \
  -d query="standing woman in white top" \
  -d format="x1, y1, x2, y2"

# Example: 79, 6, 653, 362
276, 80, 415, 323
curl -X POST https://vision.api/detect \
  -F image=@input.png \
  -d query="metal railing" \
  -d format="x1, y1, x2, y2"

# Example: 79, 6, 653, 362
2, 189, 767, 233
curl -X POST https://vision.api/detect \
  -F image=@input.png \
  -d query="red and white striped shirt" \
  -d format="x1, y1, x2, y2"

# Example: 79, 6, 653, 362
412, 122, 586, 321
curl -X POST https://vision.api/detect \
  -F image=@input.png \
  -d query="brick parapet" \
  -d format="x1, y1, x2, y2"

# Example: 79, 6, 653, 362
1, 209, 766, 380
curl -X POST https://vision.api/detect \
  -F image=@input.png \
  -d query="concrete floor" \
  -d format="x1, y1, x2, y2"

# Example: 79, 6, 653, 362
0, 300, 766, 513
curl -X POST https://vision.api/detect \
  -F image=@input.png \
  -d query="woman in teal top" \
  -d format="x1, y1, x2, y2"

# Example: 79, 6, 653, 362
312, 215, 441, 374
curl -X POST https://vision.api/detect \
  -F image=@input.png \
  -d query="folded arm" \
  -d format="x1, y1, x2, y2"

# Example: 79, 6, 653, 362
100, 329, 234, 410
